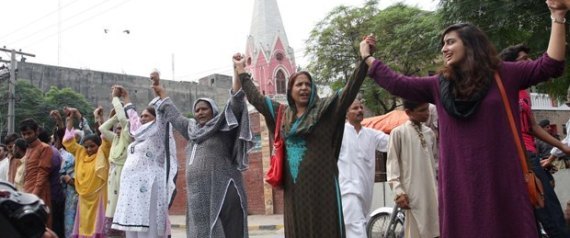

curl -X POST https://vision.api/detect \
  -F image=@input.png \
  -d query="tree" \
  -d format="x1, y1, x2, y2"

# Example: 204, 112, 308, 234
0, 82, 94, 135
440, 0, 570, 99
305, 1, 441, 114
42, 86, 95, 131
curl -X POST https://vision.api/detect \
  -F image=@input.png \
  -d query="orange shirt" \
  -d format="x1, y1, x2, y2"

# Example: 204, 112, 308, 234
22, 139, 53, 227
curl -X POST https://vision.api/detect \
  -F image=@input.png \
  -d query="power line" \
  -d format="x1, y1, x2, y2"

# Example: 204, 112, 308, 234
20, 0, 132, 49
0, 0, 82, 41
6, 0, 124, 47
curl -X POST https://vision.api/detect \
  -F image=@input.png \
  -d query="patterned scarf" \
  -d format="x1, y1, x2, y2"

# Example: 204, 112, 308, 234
282, 79, 340, 138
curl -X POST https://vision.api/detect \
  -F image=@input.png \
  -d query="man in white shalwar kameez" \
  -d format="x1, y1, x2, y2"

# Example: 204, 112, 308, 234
338, 99, 389, 238
387, 100, 439, 238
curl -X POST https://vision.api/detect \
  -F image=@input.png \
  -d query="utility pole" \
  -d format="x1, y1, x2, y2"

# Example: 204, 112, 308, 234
0, 47, 35, 134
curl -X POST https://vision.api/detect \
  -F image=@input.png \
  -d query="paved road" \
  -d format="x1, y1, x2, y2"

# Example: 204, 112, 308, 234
170, 227, 284, 237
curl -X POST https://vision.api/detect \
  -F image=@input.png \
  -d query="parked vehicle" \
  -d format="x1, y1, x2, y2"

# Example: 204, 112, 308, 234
367, 204, 404, 238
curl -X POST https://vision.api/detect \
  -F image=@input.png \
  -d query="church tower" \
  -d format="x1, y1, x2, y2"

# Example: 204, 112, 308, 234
242, 0, 294, 215
245, 0, 296, 100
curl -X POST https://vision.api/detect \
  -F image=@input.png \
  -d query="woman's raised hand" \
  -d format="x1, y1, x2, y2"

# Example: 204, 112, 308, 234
233, 53, 246, 73
547, 0, 569, 12
359, 34, 376, 60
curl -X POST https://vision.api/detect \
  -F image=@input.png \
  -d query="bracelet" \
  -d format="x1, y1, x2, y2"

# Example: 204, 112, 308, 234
363, 55, 374, 62
551, 15, 566, 24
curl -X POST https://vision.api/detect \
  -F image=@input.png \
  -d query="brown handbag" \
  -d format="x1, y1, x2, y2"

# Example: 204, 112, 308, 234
494, 72, 545, 208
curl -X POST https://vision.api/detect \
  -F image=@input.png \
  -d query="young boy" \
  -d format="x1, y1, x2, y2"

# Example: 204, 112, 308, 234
387, 100, 439, 238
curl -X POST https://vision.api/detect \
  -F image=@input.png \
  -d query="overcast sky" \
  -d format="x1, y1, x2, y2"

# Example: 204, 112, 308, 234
0, 0, 437, 81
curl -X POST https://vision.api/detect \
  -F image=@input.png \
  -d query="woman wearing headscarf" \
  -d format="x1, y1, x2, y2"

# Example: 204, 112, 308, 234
63, 107, 111, 238
98, 85, 133, 237
112, 72, 177, 238
50, 110, 79, 238
152, 68, 253, 238
233, 51, 368, 237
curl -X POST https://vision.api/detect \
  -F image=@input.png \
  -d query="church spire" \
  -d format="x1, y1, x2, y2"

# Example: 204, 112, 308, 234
246, 0, 296, 97
249, 0, 290, 52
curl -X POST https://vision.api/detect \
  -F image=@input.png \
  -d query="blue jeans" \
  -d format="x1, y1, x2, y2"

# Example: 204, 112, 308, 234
528, 152, 570, 238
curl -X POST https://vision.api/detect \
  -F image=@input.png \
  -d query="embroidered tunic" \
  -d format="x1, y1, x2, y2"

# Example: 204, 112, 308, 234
112, 98, 177, 236
239, 62, 368, 237
99, 97, 131, 218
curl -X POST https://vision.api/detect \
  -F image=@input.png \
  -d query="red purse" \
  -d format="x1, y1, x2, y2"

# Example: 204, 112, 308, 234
265, 104, 285, 188
495, 72, 545, 208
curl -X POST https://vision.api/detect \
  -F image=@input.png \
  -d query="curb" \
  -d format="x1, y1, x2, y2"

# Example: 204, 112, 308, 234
248, 224, 285, 231
170, 224, 284, 231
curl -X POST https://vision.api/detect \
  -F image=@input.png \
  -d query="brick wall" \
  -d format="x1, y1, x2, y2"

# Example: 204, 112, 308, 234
244, 151, 265, 214
169, 131, 188, 215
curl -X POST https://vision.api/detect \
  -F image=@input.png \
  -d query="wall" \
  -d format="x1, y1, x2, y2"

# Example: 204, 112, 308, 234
16, 62, 230, 114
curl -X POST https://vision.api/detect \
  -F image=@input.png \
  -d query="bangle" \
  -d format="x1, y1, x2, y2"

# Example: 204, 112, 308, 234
551, 15, 566, 24
363, 55, 374, 62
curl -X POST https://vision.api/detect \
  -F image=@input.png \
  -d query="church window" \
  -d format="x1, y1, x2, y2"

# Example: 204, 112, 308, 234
276, 70, 286, 94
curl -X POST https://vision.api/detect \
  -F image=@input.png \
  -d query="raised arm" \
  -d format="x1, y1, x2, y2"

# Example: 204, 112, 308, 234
99, 115, 118, 142
152, 73, 191, 140
62, 113, 83, 156
49, 110, 65, 129
546, 0, 567, 61
360, 35, 436, 103
334, 59, 369, 116
111, 86, 129, 127
233, 53, 279, 132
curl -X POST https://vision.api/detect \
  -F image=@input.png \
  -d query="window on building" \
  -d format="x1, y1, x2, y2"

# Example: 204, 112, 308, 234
276, 70, 286, 94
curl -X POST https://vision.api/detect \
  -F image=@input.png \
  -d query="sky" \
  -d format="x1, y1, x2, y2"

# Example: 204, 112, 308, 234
0, 0, 438, 82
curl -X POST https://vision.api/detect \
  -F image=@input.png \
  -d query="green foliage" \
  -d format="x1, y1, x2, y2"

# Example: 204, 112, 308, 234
43, 86, 94, 120
13, 81, 45, 128
0, 81, 94, 134
305, 1, 441, 114
440, 0, 570, 99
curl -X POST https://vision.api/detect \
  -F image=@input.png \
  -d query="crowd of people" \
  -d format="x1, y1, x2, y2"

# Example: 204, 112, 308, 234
2, 0, 570, 238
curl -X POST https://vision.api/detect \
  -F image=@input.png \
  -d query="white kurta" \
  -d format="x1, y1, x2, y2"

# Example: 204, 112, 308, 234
387, 121, 439, 238
338, 123, 389, 238
112, 97, 177, 236
0, 157, 9, 181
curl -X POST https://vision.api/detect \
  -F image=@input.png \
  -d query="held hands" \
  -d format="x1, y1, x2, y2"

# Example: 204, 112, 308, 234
64, 107, 81, 119
233, 53, 246, 73
359, 34, 376, 60
395, 194, 411, 209
93, 106, 104, 119
49, 110, 62, 121
112, 85, 123, 98
547, 0, 569, 17
149, 71, 166, 98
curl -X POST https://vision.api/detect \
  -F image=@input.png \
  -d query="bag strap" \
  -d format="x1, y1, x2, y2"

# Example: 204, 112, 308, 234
274, 104, 284, 141
494, 72, 531, 174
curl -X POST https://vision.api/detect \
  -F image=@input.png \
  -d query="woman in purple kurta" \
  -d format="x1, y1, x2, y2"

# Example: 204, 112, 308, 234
359, 3, 567, 237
